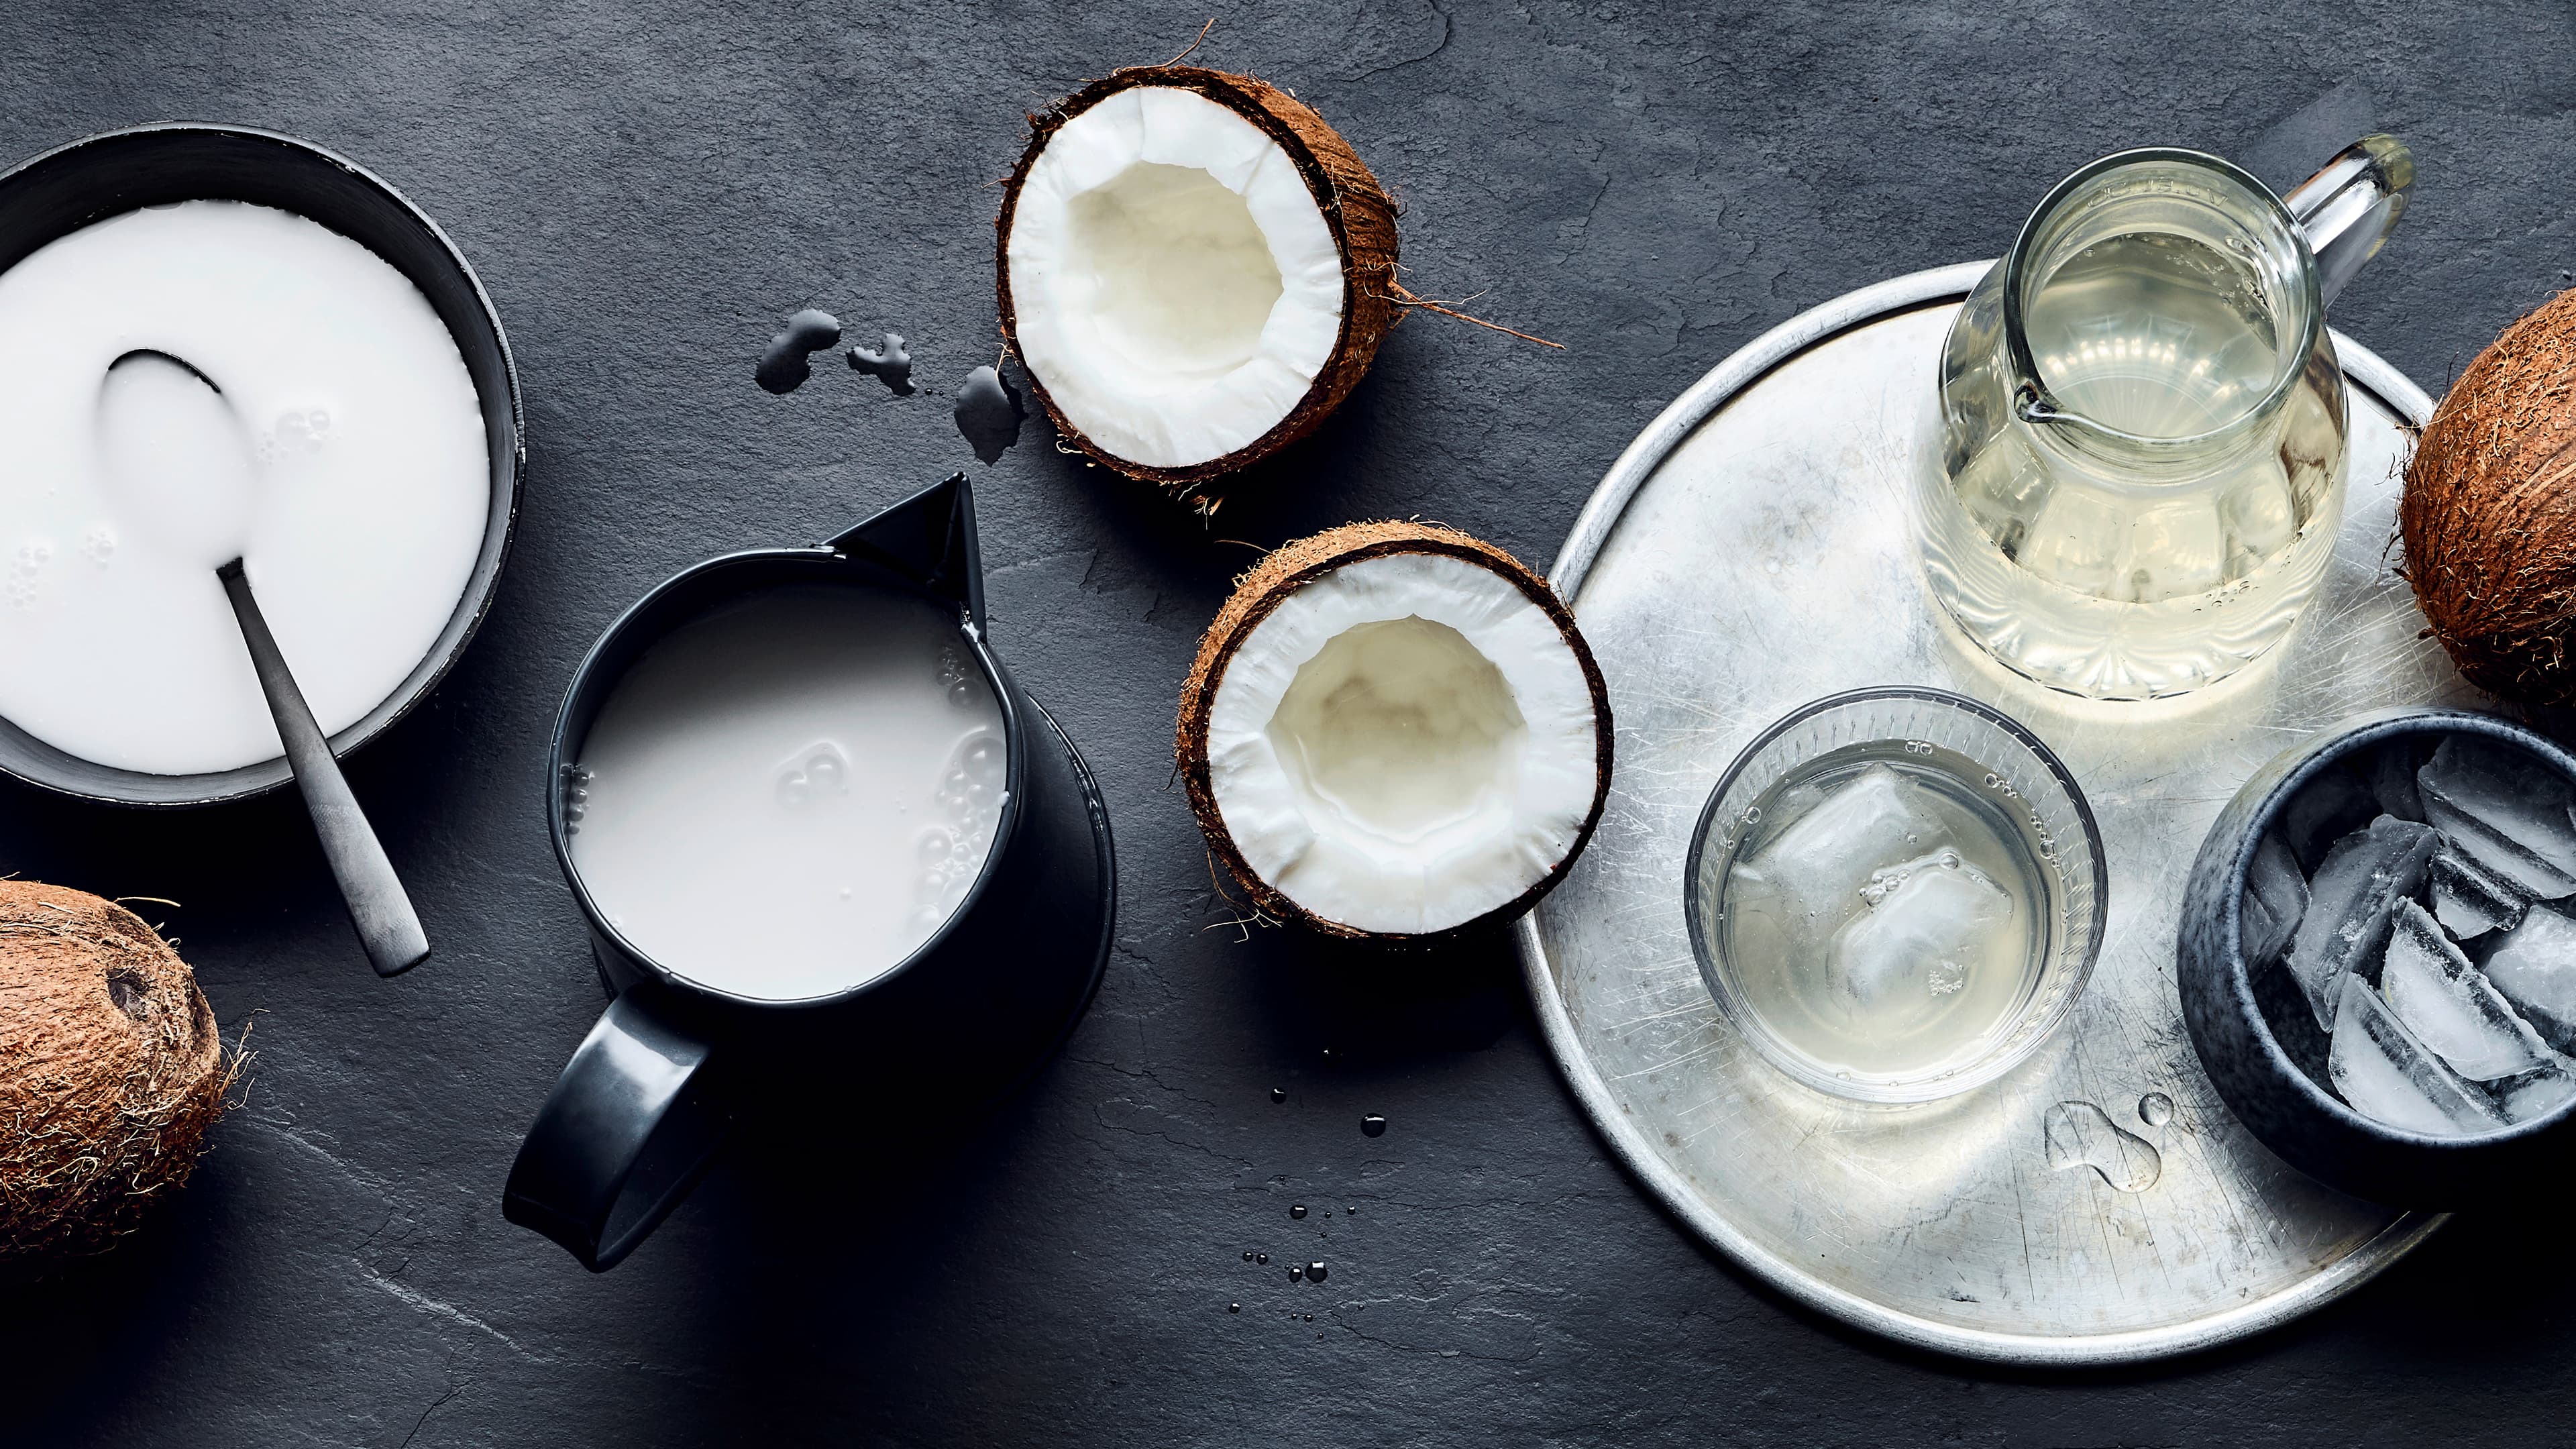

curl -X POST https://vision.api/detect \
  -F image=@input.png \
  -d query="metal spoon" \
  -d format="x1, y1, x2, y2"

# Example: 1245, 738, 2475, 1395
99, 350, 429, 975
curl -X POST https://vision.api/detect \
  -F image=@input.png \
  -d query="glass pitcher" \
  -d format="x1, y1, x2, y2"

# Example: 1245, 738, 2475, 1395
1918, 137, 2414, 700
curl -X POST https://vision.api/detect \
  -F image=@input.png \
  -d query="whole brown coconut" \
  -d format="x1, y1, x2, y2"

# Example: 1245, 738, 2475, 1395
2402, 287, 2576, 705
0, 882, 231, 1264
996, 64, 1401, 502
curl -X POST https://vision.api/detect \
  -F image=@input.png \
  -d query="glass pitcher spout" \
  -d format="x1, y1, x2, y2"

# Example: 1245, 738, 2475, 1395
2284, 135, 2414, 306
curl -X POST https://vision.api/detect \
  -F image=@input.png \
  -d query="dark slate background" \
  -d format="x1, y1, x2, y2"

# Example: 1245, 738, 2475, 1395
4, 3, 2573, 1444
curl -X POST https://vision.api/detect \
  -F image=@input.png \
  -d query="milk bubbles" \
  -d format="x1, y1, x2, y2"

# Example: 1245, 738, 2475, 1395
254, 405, 337, 464
910, 726, 1009, 932
776, 740, 851, 807
5, 537, 51, 610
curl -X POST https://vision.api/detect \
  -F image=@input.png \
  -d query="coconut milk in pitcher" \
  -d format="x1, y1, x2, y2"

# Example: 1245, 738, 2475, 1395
565, 583, 1007, 1002
1919, 138, 2413, 699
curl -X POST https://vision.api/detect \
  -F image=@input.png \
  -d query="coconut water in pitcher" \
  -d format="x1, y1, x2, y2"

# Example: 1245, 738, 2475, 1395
1919, 138, 2414, 699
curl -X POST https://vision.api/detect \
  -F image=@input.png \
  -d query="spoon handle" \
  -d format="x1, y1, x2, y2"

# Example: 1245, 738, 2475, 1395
218, 561, 431, 977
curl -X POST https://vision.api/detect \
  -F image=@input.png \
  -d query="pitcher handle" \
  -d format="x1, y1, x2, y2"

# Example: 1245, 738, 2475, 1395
502, 986, 730, 1271
2284, 134, 2414, 307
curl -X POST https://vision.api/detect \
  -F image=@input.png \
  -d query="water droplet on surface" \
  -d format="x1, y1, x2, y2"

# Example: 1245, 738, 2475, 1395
1254, 1252, 1267, 1265
1228, 1302, 1240, 1313
2139, 1091, 2174, 1126
953, 364, 1024, 463
1242, 1250, 1254, 1261
757, 309, 841, 394
848, 331, 916, 395
1288, 1265, 1303, 1281
1344, 1206, 1355, 1214
1289, 1204, 1307, 1220
1302, 1313, 1313, 1322
1306, 1262, 1327, 1282
1361, 1114, 1387, 1138
1270, 1087, 1285, 1104
2043, 1100, 2162, 1192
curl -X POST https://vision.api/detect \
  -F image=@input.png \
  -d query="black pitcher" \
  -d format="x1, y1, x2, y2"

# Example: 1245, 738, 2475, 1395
503, 476, 1113, 1270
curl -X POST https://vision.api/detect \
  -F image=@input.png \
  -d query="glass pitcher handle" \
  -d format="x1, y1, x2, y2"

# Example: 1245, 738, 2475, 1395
2283, 134, 2414, 306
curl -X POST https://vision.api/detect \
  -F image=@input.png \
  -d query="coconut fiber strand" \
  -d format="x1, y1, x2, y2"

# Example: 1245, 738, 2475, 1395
2404, 288, 2576, 706
0, 881, 231, 1264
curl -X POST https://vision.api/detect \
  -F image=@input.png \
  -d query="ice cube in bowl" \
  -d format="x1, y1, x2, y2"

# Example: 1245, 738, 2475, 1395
2180, 708, 2576, 1207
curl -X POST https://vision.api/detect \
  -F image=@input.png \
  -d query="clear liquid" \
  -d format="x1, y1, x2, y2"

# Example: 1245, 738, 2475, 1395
1717, 743, 2051, 1081
2024, 231, 2284, 437
1922, 229, 2347, 699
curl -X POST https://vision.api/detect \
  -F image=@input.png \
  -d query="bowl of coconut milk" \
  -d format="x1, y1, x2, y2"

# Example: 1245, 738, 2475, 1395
0, 123, 521, 806
504, 477, 1114, 1271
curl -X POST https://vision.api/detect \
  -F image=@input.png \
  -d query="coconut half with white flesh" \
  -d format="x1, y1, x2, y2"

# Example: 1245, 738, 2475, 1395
1179, 523, 1614, 940
997, 66, 1399, 496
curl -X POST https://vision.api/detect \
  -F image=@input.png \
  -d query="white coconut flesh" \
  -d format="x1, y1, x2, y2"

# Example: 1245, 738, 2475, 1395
1204, 553, 1602, 934
1006, 86, 1344, 470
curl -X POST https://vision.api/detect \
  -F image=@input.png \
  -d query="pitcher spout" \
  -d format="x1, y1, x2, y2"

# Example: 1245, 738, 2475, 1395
826, 472, 986, 627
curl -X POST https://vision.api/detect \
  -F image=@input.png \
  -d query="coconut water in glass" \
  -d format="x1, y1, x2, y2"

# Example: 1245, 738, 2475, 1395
1919, 138, 2414, 699
1718, 744, 2051, 1082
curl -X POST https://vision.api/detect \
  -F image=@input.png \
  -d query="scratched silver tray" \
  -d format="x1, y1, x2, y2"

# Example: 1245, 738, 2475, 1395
1518, 261, 2469, 1365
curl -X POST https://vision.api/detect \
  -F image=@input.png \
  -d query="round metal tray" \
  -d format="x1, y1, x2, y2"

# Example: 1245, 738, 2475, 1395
1518, 261, 2466, 1365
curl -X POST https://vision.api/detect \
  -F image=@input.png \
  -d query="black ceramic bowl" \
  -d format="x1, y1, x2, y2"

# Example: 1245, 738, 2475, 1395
2178, 707, 2576, 1207
0, 123, 523, 806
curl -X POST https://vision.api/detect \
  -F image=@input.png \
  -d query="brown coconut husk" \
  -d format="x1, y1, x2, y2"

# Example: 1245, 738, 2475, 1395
1175, 521, 1615, 941
0, 882, 233, 1265
2402, 288, 2576, 706
995, 66, 1401, 502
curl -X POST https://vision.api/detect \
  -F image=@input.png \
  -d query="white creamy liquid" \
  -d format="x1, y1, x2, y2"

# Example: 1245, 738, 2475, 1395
568, 584, 1008, 1002
0, 200, 488, 774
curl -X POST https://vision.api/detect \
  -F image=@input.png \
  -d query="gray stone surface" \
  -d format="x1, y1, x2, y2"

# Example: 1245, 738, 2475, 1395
3, 2, 2573, 1444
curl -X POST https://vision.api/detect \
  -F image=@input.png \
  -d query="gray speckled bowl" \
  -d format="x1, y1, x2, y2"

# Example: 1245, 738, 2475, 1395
2178, 707, 2576, 1207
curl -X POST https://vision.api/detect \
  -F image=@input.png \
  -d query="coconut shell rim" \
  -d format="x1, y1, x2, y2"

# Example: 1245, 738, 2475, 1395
1175, 521, 1615, 943
993, 64, 1401, 498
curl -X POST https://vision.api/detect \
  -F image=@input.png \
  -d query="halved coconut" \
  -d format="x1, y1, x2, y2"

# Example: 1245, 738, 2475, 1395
996, 66, 1399, 494
1178, 523, 1614, 940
